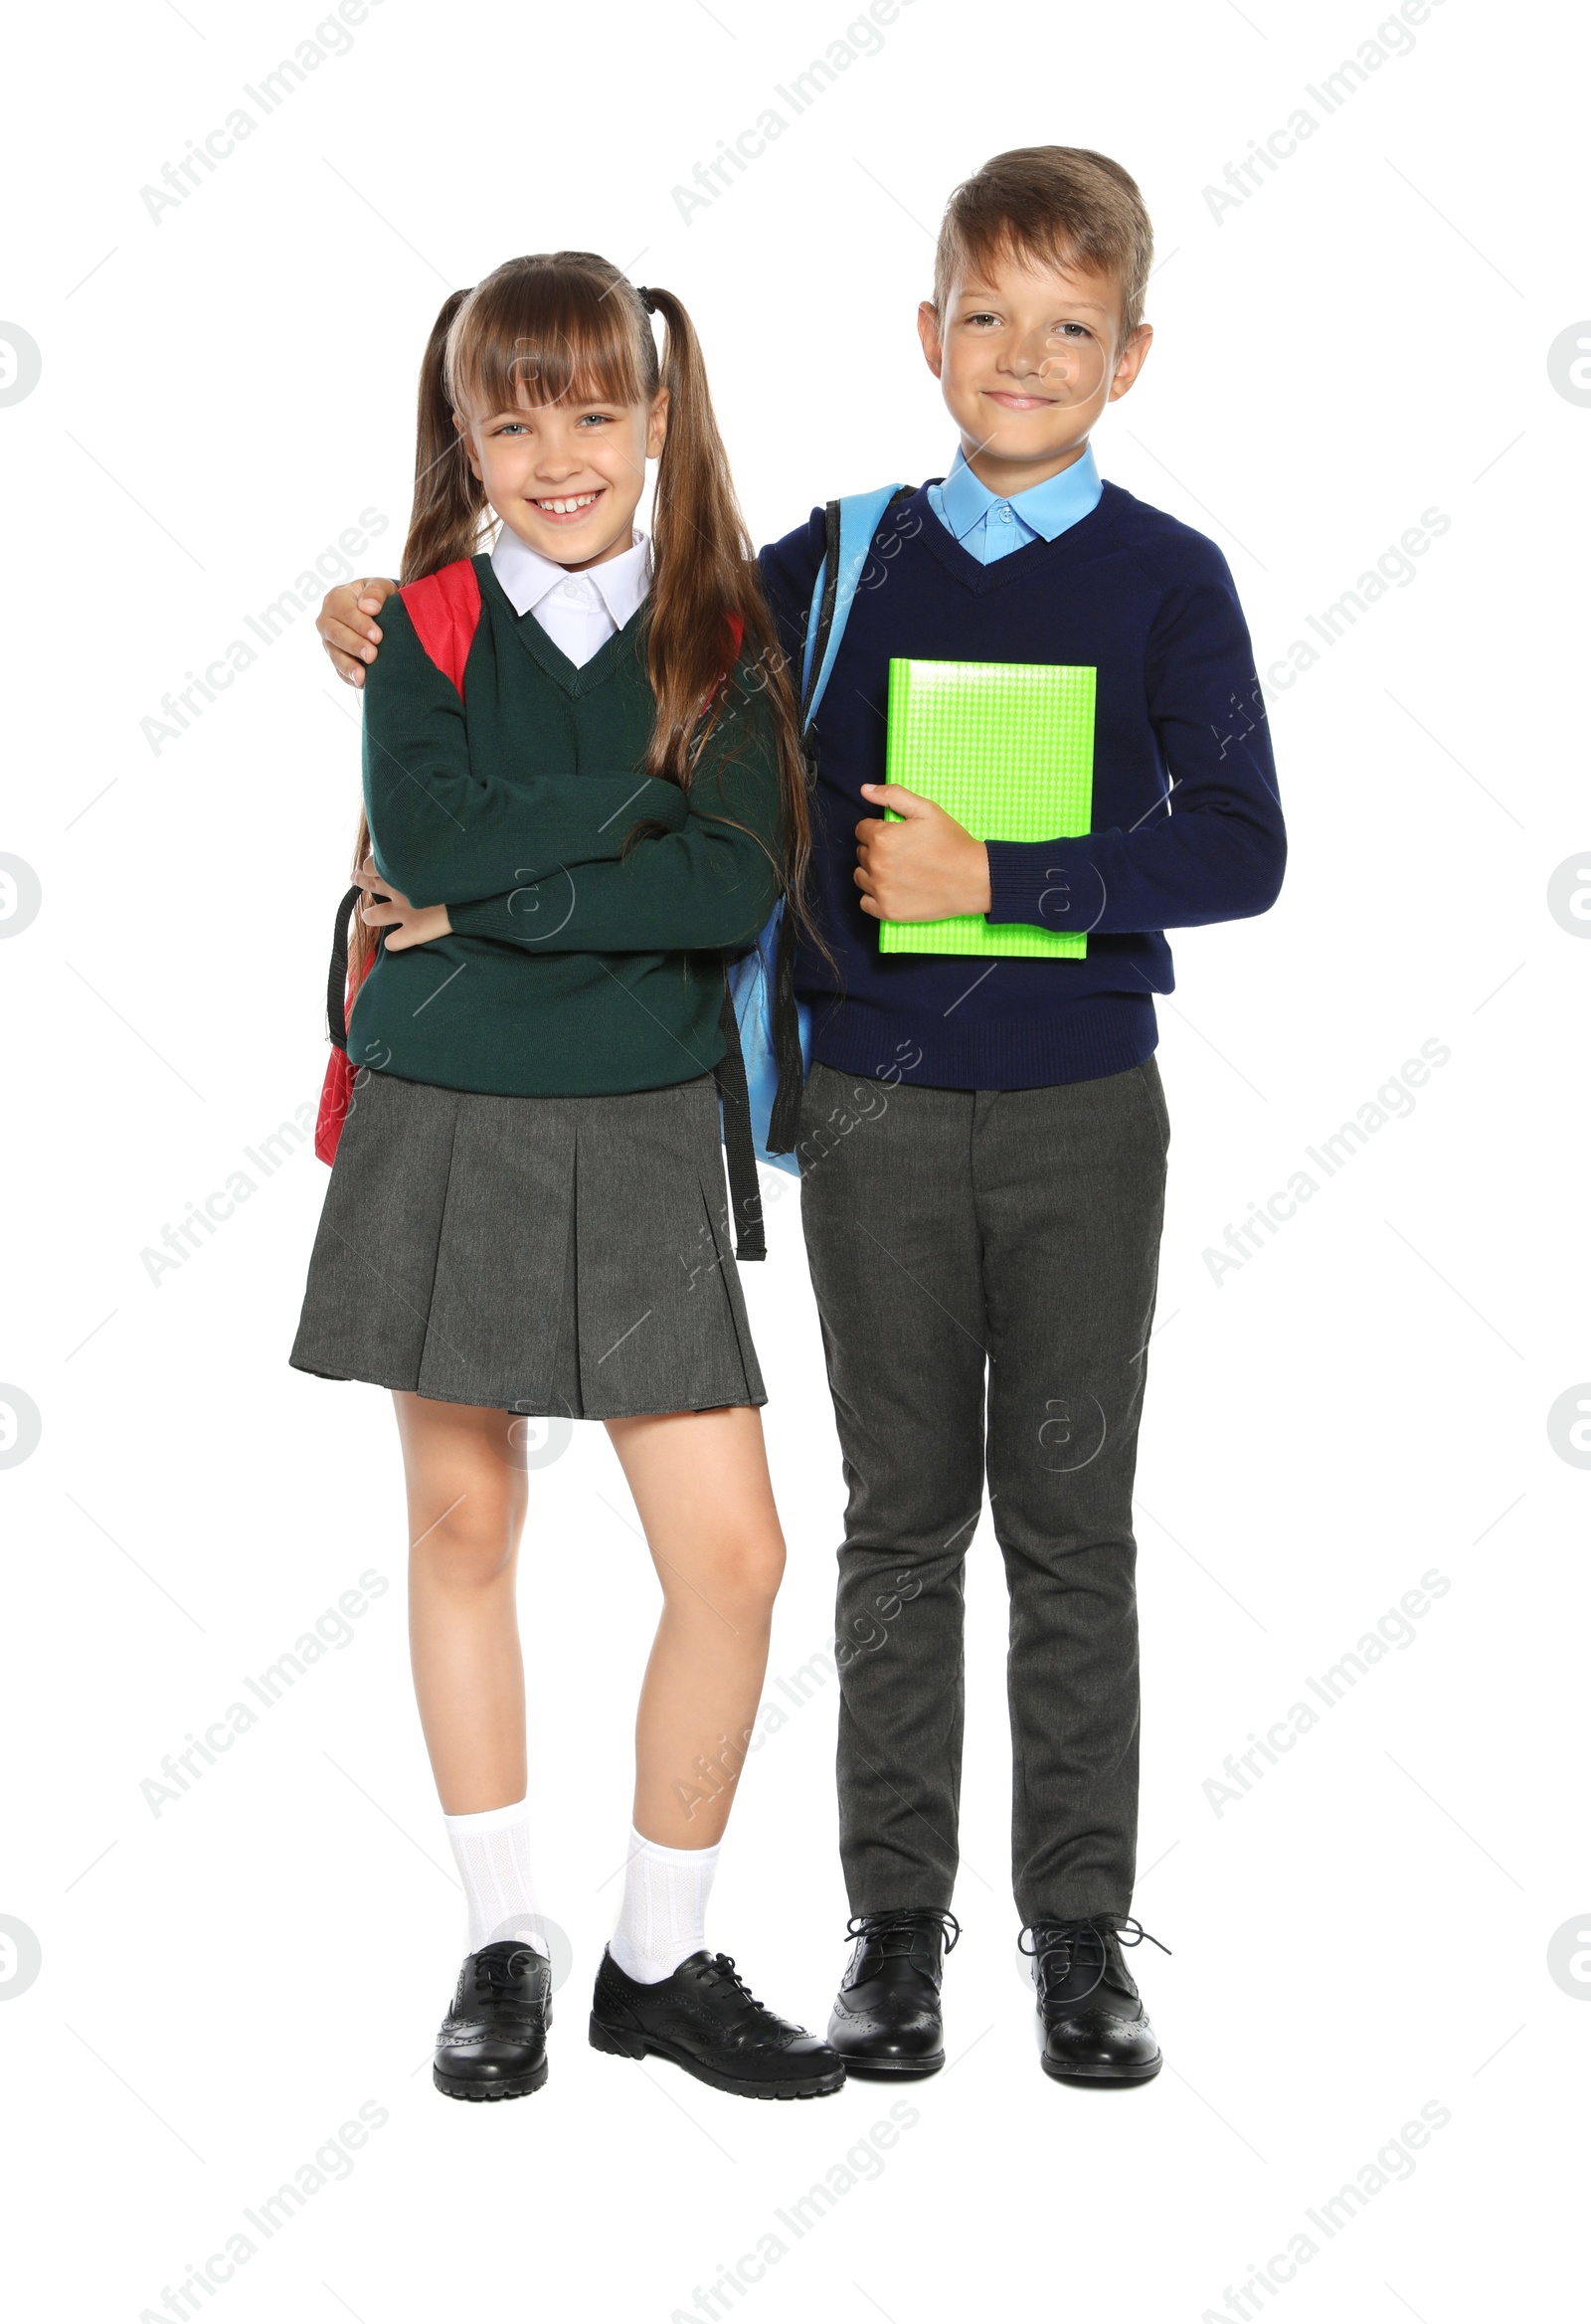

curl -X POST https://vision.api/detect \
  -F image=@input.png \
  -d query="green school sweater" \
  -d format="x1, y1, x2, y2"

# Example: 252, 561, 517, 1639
348, 556, 784, 1098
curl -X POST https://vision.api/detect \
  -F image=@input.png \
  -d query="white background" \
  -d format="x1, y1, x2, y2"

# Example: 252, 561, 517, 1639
1, 0, 1584, 2316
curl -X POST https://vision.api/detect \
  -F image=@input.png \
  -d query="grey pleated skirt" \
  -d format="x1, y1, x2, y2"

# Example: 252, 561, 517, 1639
289, 1066, 766, 1419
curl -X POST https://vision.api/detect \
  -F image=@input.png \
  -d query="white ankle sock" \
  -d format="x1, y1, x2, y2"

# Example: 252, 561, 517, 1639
609, 1827, 720, 1984
442, 1797, 547, 1956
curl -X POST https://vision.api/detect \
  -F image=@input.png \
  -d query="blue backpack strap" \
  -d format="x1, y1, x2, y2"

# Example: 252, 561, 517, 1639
743, 480, 905, 1162
748, 483, 914, 1166
798, 483, 908, 729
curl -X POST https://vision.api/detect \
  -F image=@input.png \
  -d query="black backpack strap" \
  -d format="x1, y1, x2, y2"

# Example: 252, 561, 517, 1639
797, 498, 843, 739
326, 885, 362, 1052
765, 904, 803, 1156
760, 485, 925, 1162
798, 485, 916, 735
713, 974, 766, 1263
760, 499, 840, 1151
769, 487, 919, 1154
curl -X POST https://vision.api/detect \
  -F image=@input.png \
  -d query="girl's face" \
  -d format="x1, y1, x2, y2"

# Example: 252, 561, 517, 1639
456, 386, 668, 572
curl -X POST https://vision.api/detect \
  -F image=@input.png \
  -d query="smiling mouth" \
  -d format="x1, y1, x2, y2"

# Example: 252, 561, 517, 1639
529, 489, 605, 517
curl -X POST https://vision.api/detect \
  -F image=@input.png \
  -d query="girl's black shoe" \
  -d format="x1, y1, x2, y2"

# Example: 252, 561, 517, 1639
590, 1947, 844, 2099
434, 1940, 551, 2101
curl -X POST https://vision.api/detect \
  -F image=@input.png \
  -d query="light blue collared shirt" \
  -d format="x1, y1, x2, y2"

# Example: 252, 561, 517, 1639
927, 441, 1103, 566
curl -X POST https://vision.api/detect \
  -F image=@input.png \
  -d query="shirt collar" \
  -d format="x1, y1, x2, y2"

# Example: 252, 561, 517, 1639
490, 524, 651, 626
935, 441, 1102, 541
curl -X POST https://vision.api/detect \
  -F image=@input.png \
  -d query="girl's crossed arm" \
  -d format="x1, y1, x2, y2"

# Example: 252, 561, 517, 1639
444, 671, 785, 956
363, 593, 687, 908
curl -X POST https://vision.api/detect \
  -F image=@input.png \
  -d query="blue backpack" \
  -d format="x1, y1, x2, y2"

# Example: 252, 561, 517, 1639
714, 485, 910, 1259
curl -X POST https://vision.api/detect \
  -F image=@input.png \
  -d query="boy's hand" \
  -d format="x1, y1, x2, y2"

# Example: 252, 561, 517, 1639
355, 857, 450, 950
319, 578, 397, 687
854, 784, 992, 921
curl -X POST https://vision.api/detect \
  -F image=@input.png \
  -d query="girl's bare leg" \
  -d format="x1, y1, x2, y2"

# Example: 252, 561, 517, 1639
393, 1391, 530, 1814
604, 1404, 786, 1848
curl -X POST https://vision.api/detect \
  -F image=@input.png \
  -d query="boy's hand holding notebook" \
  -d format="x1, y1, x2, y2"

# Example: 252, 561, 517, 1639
878, 657, 1096, 959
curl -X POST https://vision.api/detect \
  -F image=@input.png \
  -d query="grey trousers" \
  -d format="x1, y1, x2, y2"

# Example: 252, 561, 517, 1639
796, 1056, 1169, 1926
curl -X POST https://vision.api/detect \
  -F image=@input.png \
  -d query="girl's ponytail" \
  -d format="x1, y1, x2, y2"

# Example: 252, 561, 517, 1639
640, 285, 758, 782
639, 284, 820, 963
400, 287, 487, 583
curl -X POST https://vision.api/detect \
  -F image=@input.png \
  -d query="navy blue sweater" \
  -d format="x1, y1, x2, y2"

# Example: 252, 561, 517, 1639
758, 478, 1286, 1089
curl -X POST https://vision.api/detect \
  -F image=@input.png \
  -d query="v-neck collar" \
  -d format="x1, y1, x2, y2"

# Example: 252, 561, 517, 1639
476, 554, 645, 697
913, 479, 1113, 596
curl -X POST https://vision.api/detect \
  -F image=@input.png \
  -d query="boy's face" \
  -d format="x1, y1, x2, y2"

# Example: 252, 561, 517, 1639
918, 248, 1151, 492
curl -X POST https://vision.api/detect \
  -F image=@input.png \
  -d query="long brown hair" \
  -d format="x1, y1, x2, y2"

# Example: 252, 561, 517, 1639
347, 253, 816, 983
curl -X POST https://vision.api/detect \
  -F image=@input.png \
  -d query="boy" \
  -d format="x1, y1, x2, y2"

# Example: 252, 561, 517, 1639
315, 147, 1285, 2085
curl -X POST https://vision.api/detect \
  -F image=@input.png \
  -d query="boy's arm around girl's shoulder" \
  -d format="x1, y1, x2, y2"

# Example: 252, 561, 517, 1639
985, 530, 1288, 938
359, 592, 689, 910
446, 661, 785, 956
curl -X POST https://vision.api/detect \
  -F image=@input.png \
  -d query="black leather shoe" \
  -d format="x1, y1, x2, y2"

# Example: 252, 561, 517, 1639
590, 1948, 844, 2099
434, 1940, 551, 2101
826, 1908, 961, 2078
1024, 1915, 1168, 2085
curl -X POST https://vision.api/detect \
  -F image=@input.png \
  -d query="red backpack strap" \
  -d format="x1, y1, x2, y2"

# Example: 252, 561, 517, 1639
315, 884, 372, 1166
400, 559, 483, 694
315, 1049, 357, 1165
317, 572, 480, 1169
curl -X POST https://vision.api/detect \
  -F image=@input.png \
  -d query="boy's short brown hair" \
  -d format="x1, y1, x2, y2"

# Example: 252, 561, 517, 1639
933, 146, 1153, 346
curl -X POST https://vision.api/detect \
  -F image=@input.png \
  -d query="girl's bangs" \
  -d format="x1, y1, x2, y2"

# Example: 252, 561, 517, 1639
447, 268, 649, 417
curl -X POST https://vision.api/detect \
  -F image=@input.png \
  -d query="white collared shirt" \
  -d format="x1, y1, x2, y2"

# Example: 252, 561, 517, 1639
490, 524, 651, 668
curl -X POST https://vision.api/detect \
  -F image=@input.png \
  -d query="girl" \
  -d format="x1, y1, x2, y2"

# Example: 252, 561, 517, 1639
290, 253, 841, 2102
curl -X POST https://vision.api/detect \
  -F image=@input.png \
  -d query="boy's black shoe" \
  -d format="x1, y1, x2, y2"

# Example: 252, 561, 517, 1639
1024, 1915, 1168, 2085
826, 1908, 961, 2078
590, 1947, 844, 2099
434, 1940, 551, 2101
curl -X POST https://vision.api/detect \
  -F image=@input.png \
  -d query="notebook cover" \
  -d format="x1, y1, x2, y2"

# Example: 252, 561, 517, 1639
878, 657, 1095, 958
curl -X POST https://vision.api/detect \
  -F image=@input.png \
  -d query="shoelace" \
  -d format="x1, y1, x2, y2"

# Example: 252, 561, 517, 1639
689, 1954, 768, 2021
471, 1943, 543, 1998
845, 1907, 963, 1968
1018, 1914, 1170, 2006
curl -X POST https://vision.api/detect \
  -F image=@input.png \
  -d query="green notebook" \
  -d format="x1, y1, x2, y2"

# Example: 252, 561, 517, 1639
879, 656, 1096, 959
